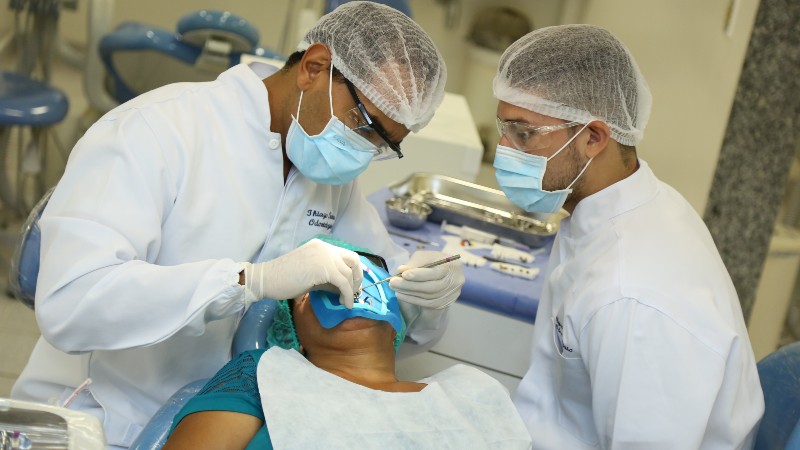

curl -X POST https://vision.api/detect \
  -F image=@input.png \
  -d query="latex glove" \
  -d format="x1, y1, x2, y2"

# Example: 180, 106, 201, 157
390, 250, 464, 309
241, 238, 363, 308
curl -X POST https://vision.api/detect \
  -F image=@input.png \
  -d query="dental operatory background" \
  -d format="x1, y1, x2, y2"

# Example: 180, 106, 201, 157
0, 0, 799, 397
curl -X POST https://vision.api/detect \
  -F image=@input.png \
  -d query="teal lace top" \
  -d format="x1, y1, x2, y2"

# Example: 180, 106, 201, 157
169, 348, 272, 449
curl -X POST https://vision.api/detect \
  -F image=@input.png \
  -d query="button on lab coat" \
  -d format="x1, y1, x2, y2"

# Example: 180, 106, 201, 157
514, 160, 764, 449
11, 63, 446, 448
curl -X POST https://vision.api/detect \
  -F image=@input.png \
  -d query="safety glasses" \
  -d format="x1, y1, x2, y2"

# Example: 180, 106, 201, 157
343, 79, 403, 160
496, 117, 582, 154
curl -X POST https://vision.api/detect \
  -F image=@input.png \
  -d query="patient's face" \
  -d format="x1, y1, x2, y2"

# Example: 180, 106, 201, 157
291, 293, 396, 353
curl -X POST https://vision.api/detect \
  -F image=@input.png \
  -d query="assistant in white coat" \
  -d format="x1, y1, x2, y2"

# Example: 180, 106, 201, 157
492, 25, 763, 448
514, 160, 764, 448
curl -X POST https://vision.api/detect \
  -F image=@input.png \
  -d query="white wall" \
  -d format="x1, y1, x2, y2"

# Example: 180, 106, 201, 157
578, 0, 760, 212
408, 0, 563, 93
0, 5, 15, 60
407, 0, 564, 158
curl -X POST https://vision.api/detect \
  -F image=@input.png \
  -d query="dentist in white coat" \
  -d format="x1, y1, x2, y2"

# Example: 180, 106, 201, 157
491, 25, 764, 448
12, 3, 463, 448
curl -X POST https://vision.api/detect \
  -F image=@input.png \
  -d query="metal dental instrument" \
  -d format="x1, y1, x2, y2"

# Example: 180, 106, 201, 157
482, 255, 530, 268
358, 254, 462, 292
387, 229, 440, 246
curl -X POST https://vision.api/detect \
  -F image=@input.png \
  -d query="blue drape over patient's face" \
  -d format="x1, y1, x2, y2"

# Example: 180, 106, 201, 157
309, 254, 404, 334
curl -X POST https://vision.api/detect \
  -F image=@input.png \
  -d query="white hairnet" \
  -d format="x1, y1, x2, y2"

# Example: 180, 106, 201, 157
299, 1, 447, 132
493, 24, 652, 146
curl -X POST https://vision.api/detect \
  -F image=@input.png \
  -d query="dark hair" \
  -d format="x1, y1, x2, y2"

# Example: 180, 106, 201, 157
282, 50, 345, 82
566, 124, 637, 167
619, 143, 638, 168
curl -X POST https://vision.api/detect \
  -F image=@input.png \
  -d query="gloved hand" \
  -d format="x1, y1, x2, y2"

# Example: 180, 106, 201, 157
241, 238, 363, 308
390, 250, 464, 309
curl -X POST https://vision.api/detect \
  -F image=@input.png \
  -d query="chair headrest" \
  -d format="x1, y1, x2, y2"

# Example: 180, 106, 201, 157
231, 300, 277, 357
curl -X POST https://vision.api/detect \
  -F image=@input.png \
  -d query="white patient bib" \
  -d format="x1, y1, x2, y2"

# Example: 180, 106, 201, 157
257, 347, 531, 449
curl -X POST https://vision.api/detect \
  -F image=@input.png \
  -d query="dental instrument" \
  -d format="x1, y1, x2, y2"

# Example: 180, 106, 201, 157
491, 243, 535, 263
440, 220, 530, 250
483, 255, 530, 268
440, 235, 488, 267
359, 254, 461, 291
387, 229, 440, 246
489, 262, 540, 280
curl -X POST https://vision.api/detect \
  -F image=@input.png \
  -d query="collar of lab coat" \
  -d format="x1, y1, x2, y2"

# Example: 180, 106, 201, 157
565, 159, 660, 240
227, 62, 282, 141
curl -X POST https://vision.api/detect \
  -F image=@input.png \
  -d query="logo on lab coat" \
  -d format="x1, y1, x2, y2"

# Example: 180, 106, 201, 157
552, 316, 574, 356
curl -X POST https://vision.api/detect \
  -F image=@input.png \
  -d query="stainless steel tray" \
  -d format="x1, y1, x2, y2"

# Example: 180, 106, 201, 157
387, 173, 563, 248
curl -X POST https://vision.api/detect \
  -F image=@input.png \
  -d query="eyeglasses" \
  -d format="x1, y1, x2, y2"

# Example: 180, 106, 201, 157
496, 118, 582, 153
343, 79, 403, 160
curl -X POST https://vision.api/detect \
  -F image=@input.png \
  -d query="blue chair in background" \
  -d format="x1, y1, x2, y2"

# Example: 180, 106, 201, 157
756, 341, 800, 450
0, 73, 68, 217
99, 9, 284, 104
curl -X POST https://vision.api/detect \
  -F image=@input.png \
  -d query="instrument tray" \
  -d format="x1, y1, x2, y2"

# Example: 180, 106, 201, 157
387, 173, 563, 248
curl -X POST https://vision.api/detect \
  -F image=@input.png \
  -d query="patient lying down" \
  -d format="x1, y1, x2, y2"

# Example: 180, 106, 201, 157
163, 242, 531, 449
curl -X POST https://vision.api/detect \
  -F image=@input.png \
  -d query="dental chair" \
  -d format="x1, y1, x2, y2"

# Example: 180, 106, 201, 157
7, 187, 278, 449
128, 300, 277, 450
98, 9, 284, 105
8, 186, 52, 308
0, 70, 68, 223
755, 341, 800, 450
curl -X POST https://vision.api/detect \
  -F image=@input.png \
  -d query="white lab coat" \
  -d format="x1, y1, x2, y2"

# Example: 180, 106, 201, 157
11, 63, 446, 448
514, 160, 764, 449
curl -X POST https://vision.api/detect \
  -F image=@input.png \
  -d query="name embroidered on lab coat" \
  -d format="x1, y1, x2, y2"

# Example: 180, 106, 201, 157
306, 209, 336, 230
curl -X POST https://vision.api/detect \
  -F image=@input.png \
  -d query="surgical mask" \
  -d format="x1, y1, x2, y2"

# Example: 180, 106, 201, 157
493, 123, 591, 214
286, 66, 375, 185
309, 258, 403, 334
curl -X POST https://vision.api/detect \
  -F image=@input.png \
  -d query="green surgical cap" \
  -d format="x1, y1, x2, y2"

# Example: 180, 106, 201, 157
265, 234, 406, 351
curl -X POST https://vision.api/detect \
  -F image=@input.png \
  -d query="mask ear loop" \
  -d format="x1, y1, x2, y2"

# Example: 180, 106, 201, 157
567, 156, 594, 190
294, 91, 303, 121
546, 122, 590, 162
292, 61, 335, 121
327, 62, 334, 118
565, 123, 595, 190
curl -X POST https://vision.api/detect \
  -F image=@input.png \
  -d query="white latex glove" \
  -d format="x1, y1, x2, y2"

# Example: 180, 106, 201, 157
241, 239, 363, 308
390, 250, 464, 309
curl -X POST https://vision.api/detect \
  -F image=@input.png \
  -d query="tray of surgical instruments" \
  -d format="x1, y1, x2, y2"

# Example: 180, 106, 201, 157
0, 407, 69, 449
387, 173, 563, 248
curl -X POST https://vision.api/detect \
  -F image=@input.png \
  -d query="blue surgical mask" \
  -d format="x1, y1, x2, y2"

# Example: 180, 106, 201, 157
286, 66, 375, 185
309, 257, 403, 334
493, 123, 591, 214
